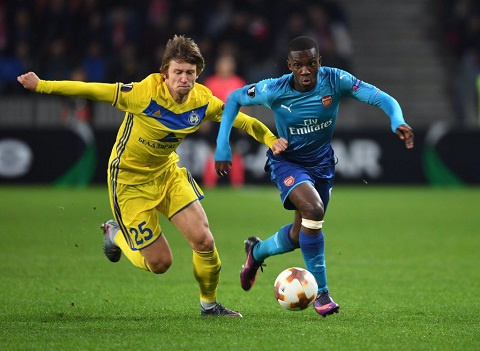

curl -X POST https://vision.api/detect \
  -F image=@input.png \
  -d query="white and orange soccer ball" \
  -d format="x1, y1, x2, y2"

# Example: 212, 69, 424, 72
274, 267, 318, 311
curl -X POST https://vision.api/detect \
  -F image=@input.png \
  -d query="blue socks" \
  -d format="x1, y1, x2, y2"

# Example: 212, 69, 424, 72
253, 224, 298, 263
299, 231, 327, 293
252, 224, 328, 293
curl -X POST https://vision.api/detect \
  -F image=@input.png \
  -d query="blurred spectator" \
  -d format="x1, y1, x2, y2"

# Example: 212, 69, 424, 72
0, 41, 32, 94
109, 6, 128, 53
0, 1, 6, 51
214, 11, 257, 69
82, 41, 107, 82
203, 54, 248, 188
441, 0, 480, 127
203, 1, 234, 38
172, 12, 197, 39
105, 6, 141, 55
42, 38, 71, 81
274, 11, 309, 56
107, 42, 148, 83
140, 0, 171, 66
204, 54, 246, 103
10, 6, 32, 47
306, 3, 352, 71
78, 9, 108, 55
41, 0, 69, 43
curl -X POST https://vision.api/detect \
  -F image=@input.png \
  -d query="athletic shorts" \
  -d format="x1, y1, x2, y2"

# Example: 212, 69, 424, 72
108, 163, 204, 250
265, 157, 335, 211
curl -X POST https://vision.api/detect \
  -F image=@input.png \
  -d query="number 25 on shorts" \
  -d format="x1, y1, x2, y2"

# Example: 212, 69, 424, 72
129, 221, 153, 246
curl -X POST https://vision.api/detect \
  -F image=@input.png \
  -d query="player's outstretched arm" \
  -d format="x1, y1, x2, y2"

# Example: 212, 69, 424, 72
396, 124, 414, 149
17, 71, 116, 102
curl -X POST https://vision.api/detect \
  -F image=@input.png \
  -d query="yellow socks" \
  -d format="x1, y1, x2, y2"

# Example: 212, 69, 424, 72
114, 231, 221, 303
193, 247, 221, 303
114, 231, 151, 272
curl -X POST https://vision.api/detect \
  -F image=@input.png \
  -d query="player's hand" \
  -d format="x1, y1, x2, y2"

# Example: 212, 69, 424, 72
396, 124, 414, 149
17, 72, 40, 92
215, 161, 232, 176
272, 137, 288, 155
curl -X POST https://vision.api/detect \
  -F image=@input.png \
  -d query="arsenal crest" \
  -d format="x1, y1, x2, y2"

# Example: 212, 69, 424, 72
321, 95, 332, 108
284, 175, 295, 187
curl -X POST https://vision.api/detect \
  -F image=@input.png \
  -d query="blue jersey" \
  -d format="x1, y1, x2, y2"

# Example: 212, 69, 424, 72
215, 66, 406, 167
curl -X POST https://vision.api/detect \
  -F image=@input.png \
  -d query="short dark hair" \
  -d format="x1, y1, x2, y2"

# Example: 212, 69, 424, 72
160, 35, 205, 75
287, 36, 319, 57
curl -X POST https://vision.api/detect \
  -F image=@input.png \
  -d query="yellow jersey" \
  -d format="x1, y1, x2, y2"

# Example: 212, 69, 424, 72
36, 74, 277, 184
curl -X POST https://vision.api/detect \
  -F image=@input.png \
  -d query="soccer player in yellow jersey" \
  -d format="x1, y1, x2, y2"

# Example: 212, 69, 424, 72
18, 35, 286, 317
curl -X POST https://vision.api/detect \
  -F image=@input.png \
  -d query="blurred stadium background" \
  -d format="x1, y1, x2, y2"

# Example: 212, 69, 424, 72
0, 0, 479, 187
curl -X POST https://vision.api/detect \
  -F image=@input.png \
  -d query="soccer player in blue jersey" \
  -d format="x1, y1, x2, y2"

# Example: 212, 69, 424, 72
18, 35, 287, 317
215, 36, 414, 317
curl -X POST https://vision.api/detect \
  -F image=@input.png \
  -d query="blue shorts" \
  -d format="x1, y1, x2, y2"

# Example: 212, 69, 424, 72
265, 157, 335, 211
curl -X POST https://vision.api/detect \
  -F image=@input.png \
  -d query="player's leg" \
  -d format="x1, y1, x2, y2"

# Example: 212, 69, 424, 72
104, 179, 172, 273
138, 235, 172, 273
240, 222, 299, 291
170, 200, 241, 317
252, 209, 302, 263
288, 180, 339, 316
239, 162, 309, 291
288, 182, 326, 290
170, 202, 217, 304
164, 166, 241, 317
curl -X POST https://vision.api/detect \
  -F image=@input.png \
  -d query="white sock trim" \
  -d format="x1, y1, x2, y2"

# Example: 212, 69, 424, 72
200, 300, 218, 310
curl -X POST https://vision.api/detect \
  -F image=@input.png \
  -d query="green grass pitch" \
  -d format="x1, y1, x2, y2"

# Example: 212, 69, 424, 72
0, 185, 479, 351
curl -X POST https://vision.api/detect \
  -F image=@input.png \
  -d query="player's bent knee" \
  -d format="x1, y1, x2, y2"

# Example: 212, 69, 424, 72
298, 203, 324, 222
301, 218, 324, 230
147, 257, 173, 274
192, 233, 215, 252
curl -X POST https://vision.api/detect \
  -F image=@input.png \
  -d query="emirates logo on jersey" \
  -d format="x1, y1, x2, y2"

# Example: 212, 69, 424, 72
284, 175, 295, 187
321, 95, 332, 108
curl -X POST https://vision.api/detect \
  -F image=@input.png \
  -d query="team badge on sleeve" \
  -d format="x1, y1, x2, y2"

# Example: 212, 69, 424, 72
247, 85, 256, 98
352, 79, 361, 92
121, 83, 133, 92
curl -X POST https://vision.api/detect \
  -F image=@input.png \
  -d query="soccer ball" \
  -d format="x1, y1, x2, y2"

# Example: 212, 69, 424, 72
274, 267, 318, 311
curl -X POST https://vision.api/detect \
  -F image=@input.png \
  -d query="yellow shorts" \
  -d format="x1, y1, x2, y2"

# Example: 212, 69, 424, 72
108, 163, 204, 251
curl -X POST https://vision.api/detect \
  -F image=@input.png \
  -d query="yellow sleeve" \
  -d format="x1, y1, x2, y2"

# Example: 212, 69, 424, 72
232, 112, 277, 149
36, 80, 118, 103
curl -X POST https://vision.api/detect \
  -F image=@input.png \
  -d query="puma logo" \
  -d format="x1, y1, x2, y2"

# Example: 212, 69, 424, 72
281, 104, 293, 113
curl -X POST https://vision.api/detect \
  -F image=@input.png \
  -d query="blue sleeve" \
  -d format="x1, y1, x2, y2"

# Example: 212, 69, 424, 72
339, 72, 406, 133
214, 88, 243, 162
370, 90, 406, 132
